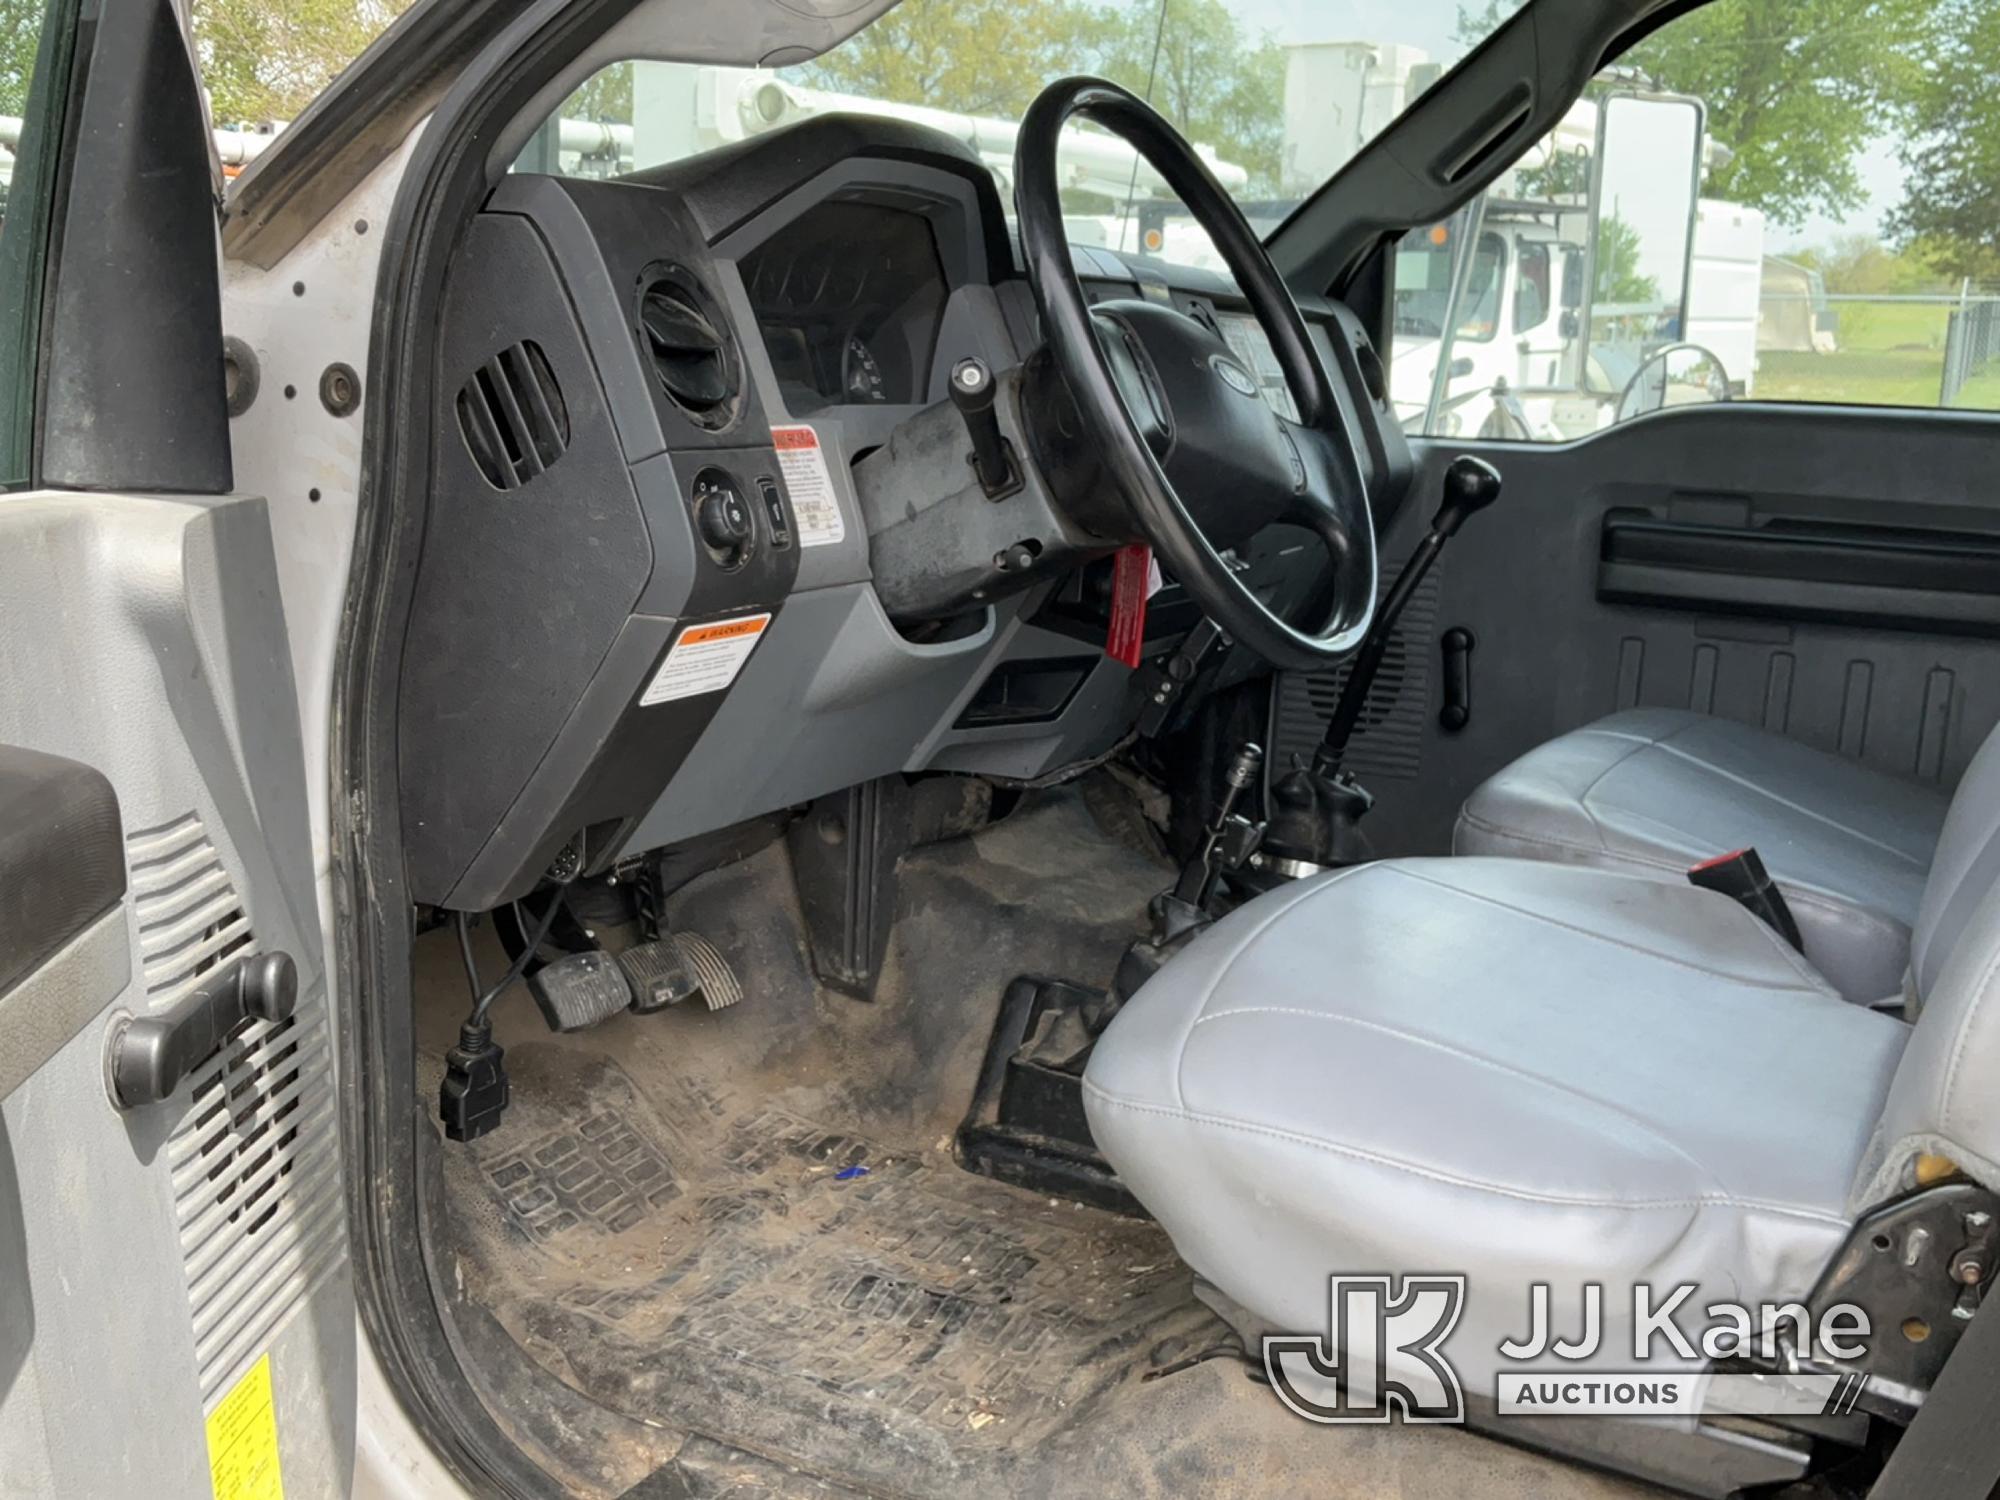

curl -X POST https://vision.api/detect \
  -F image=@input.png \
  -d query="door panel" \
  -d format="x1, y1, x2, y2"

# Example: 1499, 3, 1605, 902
0, 493, 351, 1496
0, 0, 354, 1492
1279, 404, 2000, 858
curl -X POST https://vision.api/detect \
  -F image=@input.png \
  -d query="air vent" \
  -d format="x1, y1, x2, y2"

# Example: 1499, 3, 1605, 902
127, 812, 344, 1403
637, 268, 740, 431
456, 339, 570, 491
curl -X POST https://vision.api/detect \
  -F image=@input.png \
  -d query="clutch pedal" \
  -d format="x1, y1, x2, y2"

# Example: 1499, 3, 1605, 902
527, 950, 634, 1032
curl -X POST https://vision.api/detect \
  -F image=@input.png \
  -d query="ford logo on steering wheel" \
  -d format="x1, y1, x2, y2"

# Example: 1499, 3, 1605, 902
1210, 354, 1259, 397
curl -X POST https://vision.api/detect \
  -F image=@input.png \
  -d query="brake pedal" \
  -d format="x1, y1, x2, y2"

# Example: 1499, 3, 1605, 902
527, 950, 634, 1032
618, 937, 700, 1013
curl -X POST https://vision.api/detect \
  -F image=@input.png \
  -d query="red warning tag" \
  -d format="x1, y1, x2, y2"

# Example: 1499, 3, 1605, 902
1105, 543, 1153, 669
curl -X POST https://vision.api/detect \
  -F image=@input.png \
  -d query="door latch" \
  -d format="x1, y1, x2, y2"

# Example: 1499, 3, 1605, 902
107, 950, 298, 1108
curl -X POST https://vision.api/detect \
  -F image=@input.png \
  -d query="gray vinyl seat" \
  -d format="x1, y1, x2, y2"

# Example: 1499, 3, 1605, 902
1084, 726, 2000, 1402
1454, 707, 1951, 1002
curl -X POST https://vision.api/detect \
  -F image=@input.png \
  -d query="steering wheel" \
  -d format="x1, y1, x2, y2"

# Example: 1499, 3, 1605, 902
1013, 77, 1377, 671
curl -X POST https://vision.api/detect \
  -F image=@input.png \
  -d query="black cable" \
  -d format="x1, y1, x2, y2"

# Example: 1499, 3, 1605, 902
454, 888, 565, 1027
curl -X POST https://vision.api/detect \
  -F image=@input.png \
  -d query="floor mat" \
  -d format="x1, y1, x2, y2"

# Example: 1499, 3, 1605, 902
446, 1042, 1221, 1493
428, 786, 1657, 1499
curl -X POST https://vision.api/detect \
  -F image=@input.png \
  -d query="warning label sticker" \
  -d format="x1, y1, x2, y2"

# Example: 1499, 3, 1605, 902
769, 425, 847, 548
639, 613, 772, 706
206, 1353, 285, 1500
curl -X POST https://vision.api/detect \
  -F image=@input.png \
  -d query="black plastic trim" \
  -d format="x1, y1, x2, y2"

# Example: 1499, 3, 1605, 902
1599, 512, 2000, 636
0, 744, 123, 1000
37, 0, 229, 493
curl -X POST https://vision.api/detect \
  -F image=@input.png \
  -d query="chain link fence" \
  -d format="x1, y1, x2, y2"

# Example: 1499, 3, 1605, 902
1942, 290, 2000, 408
1754, 287, 2000, 412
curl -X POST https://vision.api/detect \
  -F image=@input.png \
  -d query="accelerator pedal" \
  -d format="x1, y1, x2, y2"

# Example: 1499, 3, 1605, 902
526, 950, 633, 1033
674, 931, 743, 1011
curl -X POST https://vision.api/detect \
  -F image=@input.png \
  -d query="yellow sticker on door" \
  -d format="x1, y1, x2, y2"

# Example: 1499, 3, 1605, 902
206, 1352, 285, 1500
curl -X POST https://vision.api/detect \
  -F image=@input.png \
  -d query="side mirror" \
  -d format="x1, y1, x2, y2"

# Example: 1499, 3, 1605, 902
1561, 252, 1584, 312
1447, 355, 1475, 379
1582, 93, 1707, 405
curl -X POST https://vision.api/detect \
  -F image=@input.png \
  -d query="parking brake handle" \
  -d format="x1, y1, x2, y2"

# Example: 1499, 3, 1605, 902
1312, 454, 1501, 777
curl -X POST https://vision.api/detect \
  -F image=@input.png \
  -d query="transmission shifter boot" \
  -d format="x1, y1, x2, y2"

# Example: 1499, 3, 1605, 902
1261, 763, 1374, 871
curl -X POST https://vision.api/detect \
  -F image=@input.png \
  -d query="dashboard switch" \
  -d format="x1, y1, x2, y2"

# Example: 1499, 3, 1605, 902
692, 467, 754, 566
757, 476, 792, 549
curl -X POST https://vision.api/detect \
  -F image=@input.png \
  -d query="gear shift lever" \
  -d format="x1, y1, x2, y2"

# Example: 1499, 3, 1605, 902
1261, 455, 1503, 871
1313, 455, 1502, 777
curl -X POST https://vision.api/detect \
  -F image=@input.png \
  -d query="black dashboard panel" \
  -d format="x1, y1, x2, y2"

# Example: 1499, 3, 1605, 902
400, 111, 1415, 908
740, 199, 948, 409
400, 174, 805, 909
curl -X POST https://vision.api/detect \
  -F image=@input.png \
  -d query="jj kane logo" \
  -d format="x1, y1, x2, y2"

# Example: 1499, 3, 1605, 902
1264, 1277, 1877, 1424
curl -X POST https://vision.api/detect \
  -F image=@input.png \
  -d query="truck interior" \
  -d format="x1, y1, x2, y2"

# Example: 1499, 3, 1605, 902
278, 0, 2000, 1494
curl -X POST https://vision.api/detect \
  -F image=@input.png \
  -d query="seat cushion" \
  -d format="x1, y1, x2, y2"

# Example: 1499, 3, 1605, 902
1083, 858, 1908, 1396
1454, 708, 1950, 1002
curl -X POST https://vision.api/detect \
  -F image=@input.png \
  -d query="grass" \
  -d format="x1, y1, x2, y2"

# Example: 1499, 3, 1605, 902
1754, 299, 2000, 413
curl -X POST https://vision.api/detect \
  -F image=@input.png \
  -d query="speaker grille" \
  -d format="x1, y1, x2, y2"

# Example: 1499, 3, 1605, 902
127, 812, 344, 1404
1272, 565, 1442, 783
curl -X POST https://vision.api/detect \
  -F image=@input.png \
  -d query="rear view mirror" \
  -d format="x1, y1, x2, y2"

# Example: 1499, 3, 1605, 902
1583, 93, 1706, 398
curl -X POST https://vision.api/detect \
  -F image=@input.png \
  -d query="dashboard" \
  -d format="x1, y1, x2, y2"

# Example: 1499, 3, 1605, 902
739, 199, 948, 408
398, 114, 1413, 911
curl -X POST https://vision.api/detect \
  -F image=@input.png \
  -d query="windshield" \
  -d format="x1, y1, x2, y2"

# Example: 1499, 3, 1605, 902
533, 0, 1524, 270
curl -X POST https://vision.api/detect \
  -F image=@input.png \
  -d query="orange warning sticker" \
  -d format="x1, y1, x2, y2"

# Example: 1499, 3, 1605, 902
639, 612, 771, 706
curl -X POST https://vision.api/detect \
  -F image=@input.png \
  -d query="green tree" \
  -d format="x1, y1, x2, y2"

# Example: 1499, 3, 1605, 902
1886, 0, 2000, 280
192, 0, 415, 123
1792, 232, 1947, 295
1093, 0, 1286, 195
1592, 216, 1660, 306
794, 0, 1105, 121
0, 0, 45, 116
1620, 0, 1935, 229
794, 0, 1286, 196
1461, 0, 1938, 230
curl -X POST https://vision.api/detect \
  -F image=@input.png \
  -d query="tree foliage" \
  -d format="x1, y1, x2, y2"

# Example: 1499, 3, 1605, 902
1465, 0, 1937, 231
1592, 216, 1660, 307
1618, 0, 1934, 231
1886, 0, 2000, 280
796, 0, 1285, 195
192, 0, 415, 124
0, 0, 46, 117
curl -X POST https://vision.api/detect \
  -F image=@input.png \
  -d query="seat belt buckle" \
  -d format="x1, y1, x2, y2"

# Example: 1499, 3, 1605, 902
1688, 847, 1804, 952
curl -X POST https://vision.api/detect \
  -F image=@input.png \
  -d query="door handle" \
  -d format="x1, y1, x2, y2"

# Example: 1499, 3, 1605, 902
1438, 626, 1475, 732
107, 950, 298, 1108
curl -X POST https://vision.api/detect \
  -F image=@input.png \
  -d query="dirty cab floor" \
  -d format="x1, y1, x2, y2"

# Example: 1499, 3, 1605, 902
420, 785, 1656, 1499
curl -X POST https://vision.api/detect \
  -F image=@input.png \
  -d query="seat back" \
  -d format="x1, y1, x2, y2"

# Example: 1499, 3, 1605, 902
1860, 724, 2000, 1203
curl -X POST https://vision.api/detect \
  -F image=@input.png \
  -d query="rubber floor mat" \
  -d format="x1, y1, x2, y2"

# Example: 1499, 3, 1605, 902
444, 1041, 1223, 1495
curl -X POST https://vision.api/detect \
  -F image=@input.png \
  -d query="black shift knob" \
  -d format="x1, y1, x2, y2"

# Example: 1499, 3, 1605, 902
1432, 454, 1503, 538
950, 355, 1015, 494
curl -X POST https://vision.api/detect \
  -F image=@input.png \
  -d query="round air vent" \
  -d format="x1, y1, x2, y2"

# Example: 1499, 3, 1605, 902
637, 266, 740, 432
